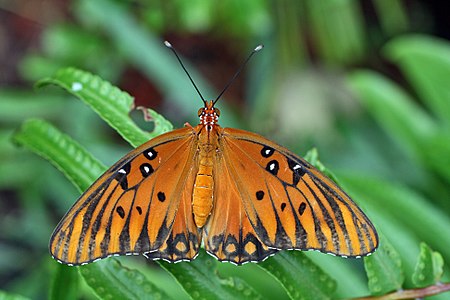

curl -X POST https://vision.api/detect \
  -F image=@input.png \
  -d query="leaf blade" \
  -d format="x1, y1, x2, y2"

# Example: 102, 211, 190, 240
161, 250, 263, 300
259, 251, 337, 300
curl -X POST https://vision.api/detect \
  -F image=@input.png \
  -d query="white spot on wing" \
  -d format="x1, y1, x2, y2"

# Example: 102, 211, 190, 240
118, 169, 126, 174
293, 164, 301, 170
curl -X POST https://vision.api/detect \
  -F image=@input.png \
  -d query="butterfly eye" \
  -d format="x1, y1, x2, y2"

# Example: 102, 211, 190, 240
214, 108, 220, 117
197, 108, 204, 117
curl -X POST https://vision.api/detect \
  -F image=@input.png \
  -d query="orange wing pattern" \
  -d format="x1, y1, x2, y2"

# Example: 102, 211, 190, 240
49, 127, 201, 265
50, 102, 378, 266
203, 153, 277, 265
217, 128, 378, 259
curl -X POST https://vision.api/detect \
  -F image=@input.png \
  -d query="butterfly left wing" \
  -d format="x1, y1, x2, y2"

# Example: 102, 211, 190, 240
217, 128, 378, 258
50, 127, 201, 265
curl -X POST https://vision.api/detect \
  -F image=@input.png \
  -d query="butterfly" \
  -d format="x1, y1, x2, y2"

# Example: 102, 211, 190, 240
50, 42, 378, 266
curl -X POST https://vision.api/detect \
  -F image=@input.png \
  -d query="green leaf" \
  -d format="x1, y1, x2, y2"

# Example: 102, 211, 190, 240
412, 243, 444, 288
161, 250, 263, 300
307, 0, 366, 64
37, 67, 155, 147
12, 119, 105, 192
422, 130, 450, 182
384, 35, 450, 125
0, 90, 65, 122
79, 259, 171, 300
0, 291, 30, 300
49, 264, 79, 300
347, 70, 437, 157
259, 251, 337, 300
136, 107, 173, 136
304, 148, 339, 183
364, 236, 404, 295
372, 0, 408, 36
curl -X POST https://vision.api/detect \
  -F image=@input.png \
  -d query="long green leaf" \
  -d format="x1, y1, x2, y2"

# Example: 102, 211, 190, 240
36, 67, 158, 147
259, 251, 337, 300
347, 70, 437, 157
383, 35, 450, 125
80, 259, 171, 300
364, 236, 404, 296
0, 90, 65, 122
12, 119, 105, 193
0, 291, 30, 300
372, 0, 408, 36
161, 250, 263, 300
49, 264, 79, 300
412, 243, 445, 288
307, 0, 365, 64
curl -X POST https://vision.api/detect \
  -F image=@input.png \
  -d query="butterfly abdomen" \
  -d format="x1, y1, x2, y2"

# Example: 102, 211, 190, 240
192, 150, 214, 228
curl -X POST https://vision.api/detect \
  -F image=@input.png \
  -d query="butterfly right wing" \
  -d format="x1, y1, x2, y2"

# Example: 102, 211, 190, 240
203, 151, 278, 265
49, 127, 201, 265
220, 128, 378, 258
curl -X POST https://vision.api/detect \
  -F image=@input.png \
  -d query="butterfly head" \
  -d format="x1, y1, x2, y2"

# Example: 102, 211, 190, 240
198, 100, 220, 130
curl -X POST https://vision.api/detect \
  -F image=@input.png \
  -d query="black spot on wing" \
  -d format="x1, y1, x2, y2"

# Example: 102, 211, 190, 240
144, 147, 158, 160
256, 190, 265, 200
266, 160, 279, 176
260, 146, 275, 158
136, 206, 142, 215
140, 163, 154, 177
157, 191, 166, 202
298, 202, 307, 215
116, 206, 125, 219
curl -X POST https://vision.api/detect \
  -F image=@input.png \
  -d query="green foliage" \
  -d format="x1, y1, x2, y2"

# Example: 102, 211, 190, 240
49, 265, 79, 300
2, 1, 450, 299
259, 251, 336, 300
13, 119, 105, 193
412, 243, 444, 288
79, 259, 170, 300
0, 291, 30, 300
161, 250, 263, 300
37, 68, 155, 147
364, 237, 404, 295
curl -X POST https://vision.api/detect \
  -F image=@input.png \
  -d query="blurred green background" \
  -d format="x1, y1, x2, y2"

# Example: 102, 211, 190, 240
1, 0, 449, 299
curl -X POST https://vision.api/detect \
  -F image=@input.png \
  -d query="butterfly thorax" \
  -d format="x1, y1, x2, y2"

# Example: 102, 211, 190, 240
191, 100, 221, 228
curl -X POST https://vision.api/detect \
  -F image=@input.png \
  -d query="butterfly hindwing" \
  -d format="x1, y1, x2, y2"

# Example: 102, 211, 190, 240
144, 164, 202, 262
49, 127, 202, 265
221, 128, 378, 257
203, 153, 278, 265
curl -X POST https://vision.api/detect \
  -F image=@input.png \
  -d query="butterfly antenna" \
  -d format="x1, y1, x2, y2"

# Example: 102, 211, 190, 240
164, 41, 206, 104
213, 44, 263, 105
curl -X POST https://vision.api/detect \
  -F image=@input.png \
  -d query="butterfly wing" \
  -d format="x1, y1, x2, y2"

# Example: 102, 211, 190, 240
49, 127, 201, 265
215, 128, 378, 259
203, 152, 278, 265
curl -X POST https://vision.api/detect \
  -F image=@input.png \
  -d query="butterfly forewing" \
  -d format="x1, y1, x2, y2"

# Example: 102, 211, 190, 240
49, 127, 201, 265
221, 128, 378, 258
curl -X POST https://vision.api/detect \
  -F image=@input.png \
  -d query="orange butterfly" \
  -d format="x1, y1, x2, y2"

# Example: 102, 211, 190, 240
50, 42, 378, 266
